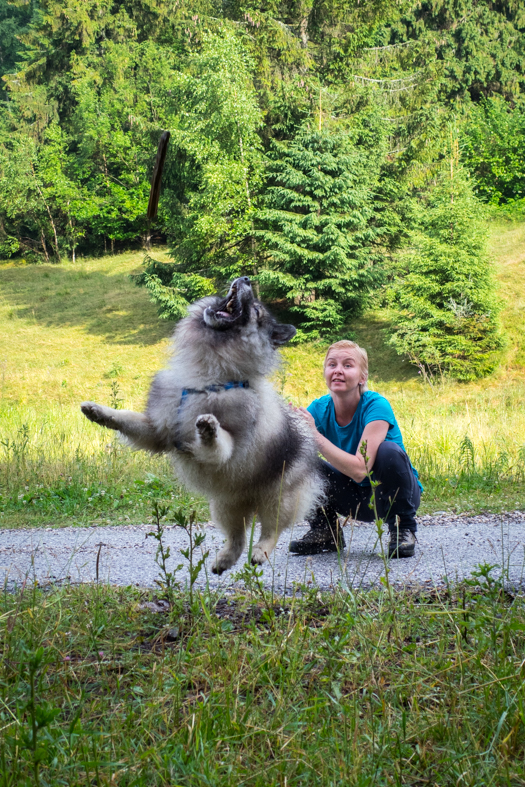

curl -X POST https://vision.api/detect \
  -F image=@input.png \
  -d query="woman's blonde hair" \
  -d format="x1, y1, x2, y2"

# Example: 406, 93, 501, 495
324, 340, 369, 394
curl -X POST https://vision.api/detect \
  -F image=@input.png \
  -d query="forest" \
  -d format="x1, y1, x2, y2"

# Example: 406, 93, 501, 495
0, 0, 524, 378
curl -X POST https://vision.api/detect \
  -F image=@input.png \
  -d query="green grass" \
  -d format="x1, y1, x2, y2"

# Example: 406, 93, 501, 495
2, 570, 525, 786
2, 232, 525, 785
1, 222, 525, 528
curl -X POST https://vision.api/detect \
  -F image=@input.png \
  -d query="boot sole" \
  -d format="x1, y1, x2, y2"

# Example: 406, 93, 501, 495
388, 545, 415, 558
289, 541, 345, 556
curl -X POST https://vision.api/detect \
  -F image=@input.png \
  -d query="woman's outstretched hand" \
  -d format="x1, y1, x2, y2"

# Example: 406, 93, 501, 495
294, 406, 319, 436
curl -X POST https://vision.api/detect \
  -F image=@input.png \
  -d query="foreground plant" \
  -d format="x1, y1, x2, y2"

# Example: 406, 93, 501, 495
2, 566, 525, 786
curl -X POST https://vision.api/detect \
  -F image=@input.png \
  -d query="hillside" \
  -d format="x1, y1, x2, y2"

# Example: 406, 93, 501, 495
1, 219, 525, 525
1, 219, 523, 408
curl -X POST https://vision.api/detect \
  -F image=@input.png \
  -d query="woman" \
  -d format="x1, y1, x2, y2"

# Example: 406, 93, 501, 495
290, 340, 422, 558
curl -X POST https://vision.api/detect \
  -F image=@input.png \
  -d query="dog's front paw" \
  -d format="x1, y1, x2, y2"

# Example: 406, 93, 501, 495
196, 414, 218, 444
81, 402, 117, 430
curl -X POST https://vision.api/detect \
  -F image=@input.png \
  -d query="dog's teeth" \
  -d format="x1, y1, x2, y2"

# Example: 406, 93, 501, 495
226, 300, 233, 313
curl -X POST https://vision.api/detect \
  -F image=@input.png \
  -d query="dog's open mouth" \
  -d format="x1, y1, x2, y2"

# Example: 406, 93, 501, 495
204, 278, 252, 329
215, 291, 240, 321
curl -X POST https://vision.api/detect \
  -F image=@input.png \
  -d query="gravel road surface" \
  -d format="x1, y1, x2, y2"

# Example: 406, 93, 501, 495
1, 512, 524, 593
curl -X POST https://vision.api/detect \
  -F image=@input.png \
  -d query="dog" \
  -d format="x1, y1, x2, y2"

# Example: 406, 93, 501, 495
81, 276, 323, 574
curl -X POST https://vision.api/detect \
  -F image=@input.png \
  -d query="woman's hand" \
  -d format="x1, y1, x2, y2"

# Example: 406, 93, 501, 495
296, 406, 316, 429
294, 406, 319, 438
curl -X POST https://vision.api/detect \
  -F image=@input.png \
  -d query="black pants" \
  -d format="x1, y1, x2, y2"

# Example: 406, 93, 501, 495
310, 442, 421, 533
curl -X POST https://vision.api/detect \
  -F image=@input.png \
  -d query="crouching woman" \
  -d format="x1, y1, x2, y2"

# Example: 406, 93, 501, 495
290, 340, 423, 558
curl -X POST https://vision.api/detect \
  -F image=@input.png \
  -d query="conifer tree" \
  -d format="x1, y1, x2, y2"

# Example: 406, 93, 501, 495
389, 148, 504, 380
256, 129, 380, 339
132, 29, 264, 319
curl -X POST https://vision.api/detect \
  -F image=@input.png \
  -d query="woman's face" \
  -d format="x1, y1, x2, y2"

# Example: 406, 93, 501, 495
324, 350, 367, 395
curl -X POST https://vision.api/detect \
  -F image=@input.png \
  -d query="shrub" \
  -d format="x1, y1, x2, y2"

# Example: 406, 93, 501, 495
389, 158, 504, 380
461, 97, 525, 205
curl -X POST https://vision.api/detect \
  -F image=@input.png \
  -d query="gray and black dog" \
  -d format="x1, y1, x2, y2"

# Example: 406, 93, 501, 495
81, 277, 323, 574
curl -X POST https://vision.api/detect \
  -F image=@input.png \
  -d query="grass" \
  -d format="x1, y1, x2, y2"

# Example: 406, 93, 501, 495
1, 221, 525, 528
2, 232, 525, 785
2, 569, 525, 786
492, 220, 525, 369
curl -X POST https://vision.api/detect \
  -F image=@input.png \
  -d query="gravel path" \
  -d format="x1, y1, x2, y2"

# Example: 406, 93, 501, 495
1, 512, 524, 593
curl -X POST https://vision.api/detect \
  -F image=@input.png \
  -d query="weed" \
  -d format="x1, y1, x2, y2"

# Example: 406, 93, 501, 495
105, 362, 123, 379
459, 433, 475, 474
19, 644, 61, 786
146, 501, 183, 607
172, 506, 209, 611
1, 579, 525, 785
1, 423, 29, 470
146, 502, 209, 612
108, 379, 123, 410
360, 439, 400, 641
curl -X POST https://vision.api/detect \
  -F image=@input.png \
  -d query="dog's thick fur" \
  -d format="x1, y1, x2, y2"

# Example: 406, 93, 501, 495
81, 277, 323, 573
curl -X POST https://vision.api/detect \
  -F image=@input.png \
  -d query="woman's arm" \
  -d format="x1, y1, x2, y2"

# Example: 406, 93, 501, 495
297, 408, 389, 483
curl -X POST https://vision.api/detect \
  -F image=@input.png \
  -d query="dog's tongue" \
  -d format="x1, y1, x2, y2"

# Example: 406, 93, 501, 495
216, 311, 230, 318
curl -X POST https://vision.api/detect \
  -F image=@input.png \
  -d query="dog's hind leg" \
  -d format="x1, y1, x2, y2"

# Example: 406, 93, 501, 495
252, 486, 305, 565
210, 501, 252, 575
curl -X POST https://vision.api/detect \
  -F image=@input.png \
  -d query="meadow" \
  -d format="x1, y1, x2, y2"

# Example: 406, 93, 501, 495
1, 220, 525, 528
1, 224, 525, 786
2, 564, 525, 786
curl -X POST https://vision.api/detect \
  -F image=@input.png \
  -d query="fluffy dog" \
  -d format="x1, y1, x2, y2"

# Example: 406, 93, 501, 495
81, 277, 323, 573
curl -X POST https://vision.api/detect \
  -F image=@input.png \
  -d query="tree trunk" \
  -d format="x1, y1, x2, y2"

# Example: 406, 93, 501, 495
238, 131, 260, 297
67, 203, 76, 262
40, 228, 50, 263
31, 163, 60, 261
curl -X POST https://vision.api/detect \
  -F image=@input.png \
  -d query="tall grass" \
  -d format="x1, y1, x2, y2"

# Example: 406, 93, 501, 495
1, 574, 525, 786
1, 377, 525, 526
0, 404, 206, 527
1, 221, 525, 527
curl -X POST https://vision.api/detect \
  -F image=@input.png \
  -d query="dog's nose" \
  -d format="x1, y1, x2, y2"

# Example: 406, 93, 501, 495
240, 276, 251, 285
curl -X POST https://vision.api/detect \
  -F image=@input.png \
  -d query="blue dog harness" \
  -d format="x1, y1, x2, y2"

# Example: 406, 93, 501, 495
173, 380, 249, 452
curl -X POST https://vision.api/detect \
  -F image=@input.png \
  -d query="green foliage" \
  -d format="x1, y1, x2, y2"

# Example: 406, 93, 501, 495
3, 581, 525, 784
160, 29, 264, 280
461, 96, 525, 205
0, 0, 523, 379
382, 0, 525, 104
132, 255, 215, 320
389, 154, 505, 380
256, 129, 382, 339
0, 0, 33, 93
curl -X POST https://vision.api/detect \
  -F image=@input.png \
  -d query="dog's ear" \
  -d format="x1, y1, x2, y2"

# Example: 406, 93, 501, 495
270, 323, 296, 346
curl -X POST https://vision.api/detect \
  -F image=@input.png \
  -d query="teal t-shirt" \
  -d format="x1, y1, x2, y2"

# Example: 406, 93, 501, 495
307, 391, 422, 489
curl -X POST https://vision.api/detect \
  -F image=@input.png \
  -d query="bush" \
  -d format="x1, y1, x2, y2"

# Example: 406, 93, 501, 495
131, 256, 215, 321
461, 97, 525, 205
389, 158, 504, 380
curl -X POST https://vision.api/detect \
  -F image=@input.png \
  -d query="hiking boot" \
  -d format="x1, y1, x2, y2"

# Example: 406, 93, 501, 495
388, 528, 416, 558
289, 525, 345, 555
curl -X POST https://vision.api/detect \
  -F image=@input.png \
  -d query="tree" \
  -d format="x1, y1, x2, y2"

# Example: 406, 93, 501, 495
461, 96, 525, 205
389, 150, 504, 380
68, 38, 179, 250
0, 0, 33, 94
134, 29, 265, 317
0, 122, 89, 261
256, 128, 381, 339
161, 28, 264, 277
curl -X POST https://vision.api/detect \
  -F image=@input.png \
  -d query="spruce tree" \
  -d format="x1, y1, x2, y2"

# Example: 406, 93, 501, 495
256, 129, 380, 340
389, 152, 504, 380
